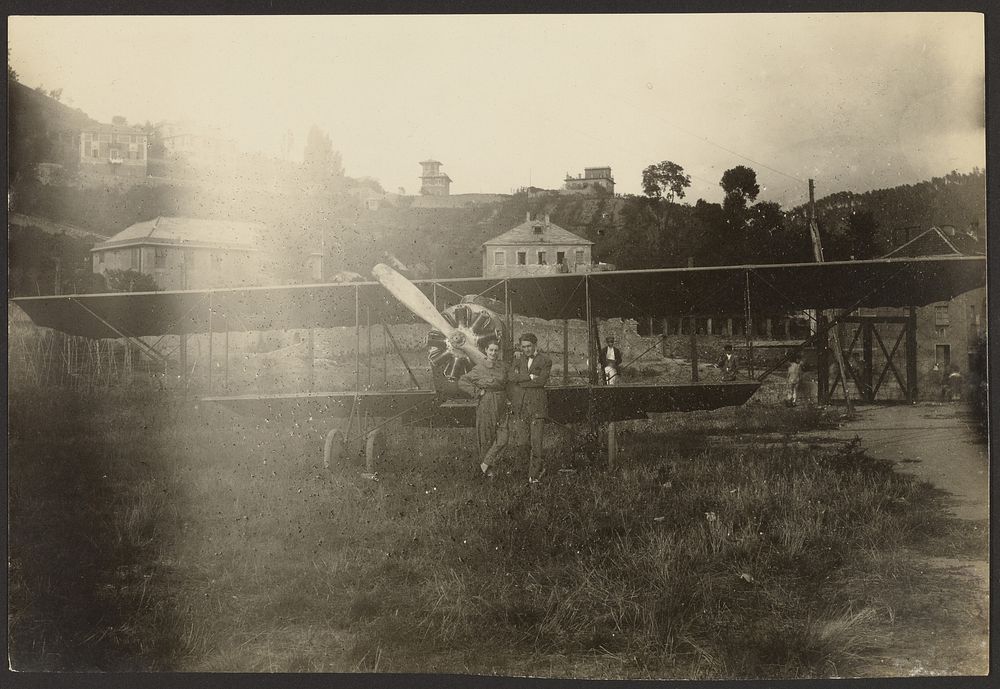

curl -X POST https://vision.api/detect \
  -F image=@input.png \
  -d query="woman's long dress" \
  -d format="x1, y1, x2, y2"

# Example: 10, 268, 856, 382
461, 361, 509, 462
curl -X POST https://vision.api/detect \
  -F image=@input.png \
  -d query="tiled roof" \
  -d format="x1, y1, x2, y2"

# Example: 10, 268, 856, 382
883, 226, 985, 258
94, 216, 265, 251
483, 218, 593, 247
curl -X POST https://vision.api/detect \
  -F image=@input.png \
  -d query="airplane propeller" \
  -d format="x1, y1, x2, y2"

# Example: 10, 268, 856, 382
372, 264, 488, 374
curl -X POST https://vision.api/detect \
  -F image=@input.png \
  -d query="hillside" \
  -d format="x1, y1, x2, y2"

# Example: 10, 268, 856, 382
7, 80, 985, 288
791, 170, 986, 253
8, 80, 101, 182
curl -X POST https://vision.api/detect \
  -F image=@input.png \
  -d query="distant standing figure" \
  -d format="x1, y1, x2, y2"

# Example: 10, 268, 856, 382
459, 337, 509, 477
598, 335, 623, 385
717, 344, 739, 381
508, 333, 553, 484
785, 352, 802, 406
947, 366, 964, 402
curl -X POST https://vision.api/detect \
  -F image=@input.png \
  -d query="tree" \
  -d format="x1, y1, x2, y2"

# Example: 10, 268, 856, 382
103, 269, 159, 292
142, 121, 165, 158
720, 165, 760, 211
8, 47, 17, 83
641, 160, 691, 202
302, 125, 344, 188
845, 210, 882, 260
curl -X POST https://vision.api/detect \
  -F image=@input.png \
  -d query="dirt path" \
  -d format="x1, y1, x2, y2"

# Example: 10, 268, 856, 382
805, 403, 989, 676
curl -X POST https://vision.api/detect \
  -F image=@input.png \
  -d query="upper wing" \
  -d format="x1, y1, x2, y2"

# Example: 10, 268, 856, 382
12, 256, 985, 338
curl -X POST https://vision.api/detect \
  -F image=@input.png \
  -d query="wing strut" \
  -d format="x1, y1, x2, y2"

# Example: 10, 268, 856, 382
68, 297, 169, 366
383, 323, 421, 390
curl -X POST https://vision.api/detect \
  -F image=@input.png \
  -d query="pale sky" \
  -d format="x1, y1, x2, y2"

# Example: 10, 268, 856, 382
8, 13, 985, 206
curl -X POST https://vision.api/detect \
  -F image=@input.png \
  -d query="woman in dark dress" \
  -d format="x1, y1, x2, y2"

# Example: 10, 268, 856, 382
459, 338, 509, 477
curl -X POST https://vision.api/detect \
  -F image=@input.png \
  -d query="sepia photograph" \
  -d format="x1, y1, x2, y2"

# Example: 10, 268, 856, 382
6, 10, 990, 683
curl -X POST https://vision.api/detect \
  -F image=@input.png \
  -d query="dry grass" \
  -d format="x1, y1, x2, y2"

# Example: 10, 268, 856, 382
7, 384, 984, 677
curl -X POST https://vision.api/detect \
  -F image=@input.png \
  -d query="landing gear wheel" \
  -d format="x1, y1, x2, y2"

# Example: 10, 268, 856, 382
363, 428, 383, 480
323, 428, 346, 469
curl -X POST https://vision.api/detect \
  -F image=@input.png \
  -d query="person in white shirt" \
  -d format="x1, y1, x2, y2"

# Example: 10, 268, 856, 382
785, 352, 803, 406
598, 335, 623, 385
717, 344, 738, 381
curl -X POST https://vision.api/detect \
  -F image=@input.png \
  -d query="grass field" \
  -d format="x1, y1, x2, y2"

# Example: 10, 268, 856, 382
7, 384, 986, 678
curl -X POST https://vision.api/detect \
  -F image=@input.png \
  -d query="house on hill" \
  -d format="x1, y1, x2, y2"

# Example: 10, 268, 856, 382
563, 167, 615, 195
883, 224, 984, 259
482, 213, 595, 278
419, 160, 452, 196
90, 217, 270, 290
79, 120, 148, 179
158, 120, 239, 164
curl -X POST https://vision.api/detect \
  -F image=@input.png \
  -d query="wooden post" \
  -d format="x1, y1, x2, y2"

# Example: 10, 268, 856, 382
744, 270, 754, 378
808, 178, 852, 416
355, 286, 361, 394
367, 306, 372, 388
906, 305, 918, 402
585, 276, 597, 438
307, 327, 315, 391
586, 277, 596, 386
504, 279, 513, 363
862, 319, 874, 401
689, 315, 699, 382
207, 295, 213, 394
382, 324, 388, 389
608, 421, 617, 470
180, 333, 188, 386
817, 313, 829, 403
224, 327, 229, 390
562, 319, 569, 384
660, 317, 670, 356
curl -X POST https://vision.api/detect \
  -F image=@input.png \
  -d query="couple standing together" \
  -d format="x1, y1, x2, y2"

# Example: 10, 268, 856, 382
459, 333, 551, 484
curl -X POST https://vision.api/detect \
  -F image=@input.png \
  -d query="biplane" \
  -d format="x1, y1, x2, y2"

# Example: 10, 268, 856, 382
12, 255, 987, 470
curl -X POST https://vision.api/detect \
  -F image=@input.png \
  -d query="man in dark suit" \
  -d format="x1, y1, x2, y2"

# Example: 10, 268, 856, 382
508, 332, 552, 484
598, 335, 623, 385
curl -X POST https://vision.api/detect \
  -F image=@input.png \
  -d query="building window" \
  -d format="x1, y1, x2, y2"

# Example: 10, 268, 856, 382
516, 251, 527, 265
98, 252, 104, 264
934, 304, 950, 326
130, 247, 141, 271
494, 251, 505, 266
575, 249, 585, 263
537, 251, 547, 265
935, 344, 951, 370
556, 251, 565, 265
154, 247, 167, 268
91, 148, 99, 158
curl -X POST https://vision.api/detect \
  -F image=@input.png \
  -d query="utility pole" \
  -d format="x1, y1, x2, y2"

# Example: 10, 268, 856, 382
809, 179, 853, 416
